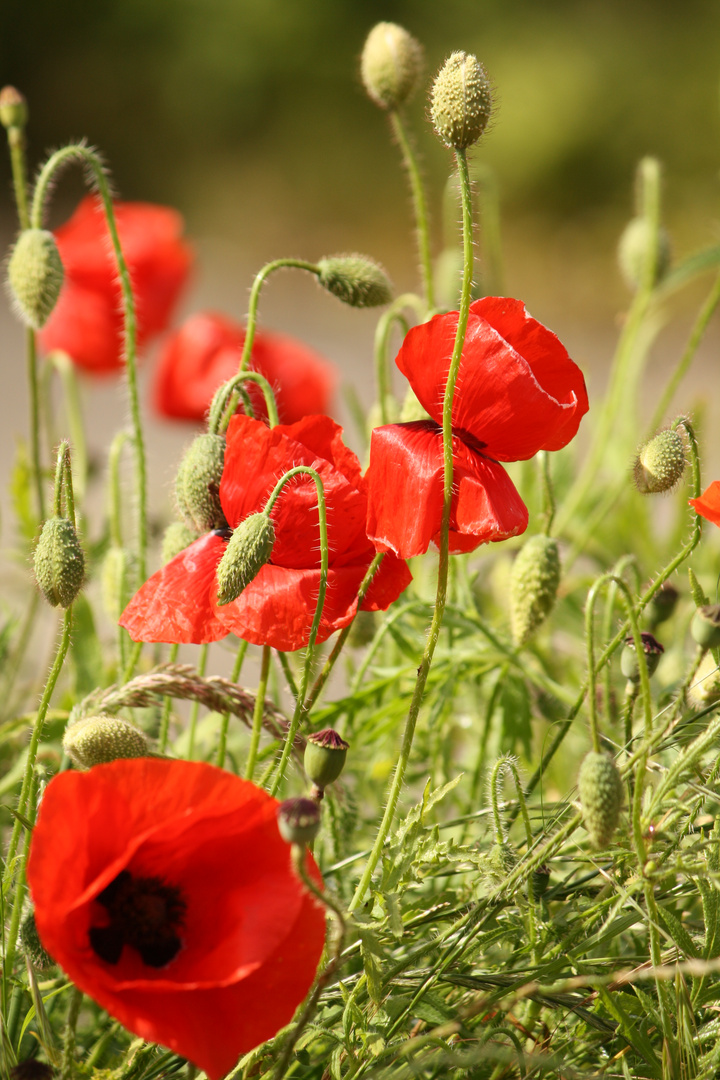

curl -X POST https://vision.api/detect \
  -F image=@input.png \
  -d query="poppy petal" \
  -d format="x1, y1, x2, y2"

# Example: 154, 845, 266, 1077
689, 480, 720, 526
39, 279, 124, 374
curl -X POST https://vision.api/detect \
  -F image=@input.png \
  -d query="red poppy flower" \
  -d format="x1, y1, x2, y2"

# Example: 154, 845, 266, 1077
153, 311, 336, 424
119, 413, 411, 651
27, 758, 326, 1080
366, 297, 589, 558
38, 197, 193, 374
690, 481, 720, 527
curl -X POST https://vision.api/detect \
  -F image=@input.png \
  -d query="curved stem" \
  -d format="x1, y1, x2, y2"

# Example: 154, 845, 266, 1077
389, 110, 435, 311
208, 371, 280, 433
245, 645, 271, 781
374, 307, 409, 424
239, 258, 320, 375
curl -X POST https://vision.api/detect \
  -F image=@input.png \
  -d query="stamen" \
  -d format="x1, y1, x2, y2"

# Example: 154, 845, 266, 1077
90, 869, 186, 968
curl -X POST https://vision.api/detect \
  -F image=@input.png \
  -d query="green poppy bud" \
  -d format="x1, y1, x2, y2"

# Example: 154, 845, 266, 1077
620, 632, 664, 682
618, 217, 671, 292
633, 429, 686, 494
360, 22, 423, 111
578, 751, 624, 848
216, 512, 275, 605
687, 651, 720, 709
483, 842, 517, 888
430, 51, 493, 150
175, 433, 226, 533
101, 545, 137, 620
691, 604, 720, 650
304, 728, 349, 791
647, 582, 679, 629
10, 1062, 54, 1080
7, 228, 64, 329
34, 516, 85, 608
317, 255, 392, 308
531, 865, 551, 898
161, 520, 198, 565
277, 797, 321, 846
0, 86, 28, 129
19, 909, 55, 972
63, 714, 149, 769
509, 535, 561, 646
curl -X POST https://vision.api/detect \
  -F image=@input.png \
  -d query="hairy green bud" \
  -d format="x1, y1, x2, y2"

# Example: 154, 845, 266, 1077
687, 650, 720, 709
361, 22, 423, 110
647, 582, 679, 629
304, 728, 349, 791
509, 535, 561, 646
216, 512, 275, 605
20, 909, 55, 972
317, 255, 392, 308
633, 429, 686, 494
63, 714, 150, 769
34, 516, 85, 608
430, 51, 493, 150
691, 604, 720, 651
0, 86, 28, 129
175, 433, 226, 533
277, 797, 321, 846
161, 521, 198, 565
618, 217, 671, 291
578, 751, 624, 848
7, 228, 64, 329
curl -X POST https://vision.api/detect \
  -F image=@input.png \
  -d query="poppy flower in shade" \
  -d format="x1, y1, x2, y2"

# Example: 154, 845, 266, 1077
119, 413, 411, 651
690, 481, 720, 527
27, 758, 326, 1080
366, 297, 589, 558
38, 196, 193, 374
153, 310, 336, 424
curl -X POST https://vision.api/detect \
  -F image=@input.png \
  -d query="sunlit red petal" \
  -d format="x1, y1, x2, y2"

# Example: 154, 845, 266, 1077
689, 480, 720, 527
251, 328, 336, 424
119, 533, 227, 644
361, 552, 413, 611
39, 279, 124, 373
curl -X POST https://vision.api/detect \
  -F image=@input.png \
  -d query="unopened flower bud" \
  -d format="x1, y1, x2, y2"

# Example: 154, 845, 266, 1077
175, 433, 226, 533
531, 865, 551, 898
647, 582, 679, 629
0, 86, 28, 129
633, 429, 686, 494
317, 255, 392, 308
277, 797, 321, 846
509, 535, 561, 646
10, 1063, 54, 1080
34, 517, 85, 608
20, 909, 55, 972
620, 633, 664, 682
7, 228, 64, 329
63, 714, 149, 769
361, 22, 423, 111
216, 512, 275, 605
305, 728, 349, 790
431, 51, 493, 150
691, 604, 720, 650
101, 545, 137, 620
687, 651, 720, 708
161, 521, 198, 565
618, 217, 671, 291
578, 751, 624, 848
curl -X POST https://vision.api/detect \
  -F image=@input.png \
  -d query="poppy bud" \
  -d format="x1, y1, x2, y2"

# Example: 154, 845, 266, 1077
34, 516, 85, 608
20, 909, 55, 972
174, 433, 226, 533
317, 255, 392, 308
216, 512, 275, 605
633, 429, 686, 495
304, 728, 349, 791
620, 632, 664, 682
161, 520, 198, 565
687, 651, 720, 708
578, 751, 624, 848
7, 228, 64, 329
691, 604, 720, 650
531, 865, 551, 898
0, 85, 28, 129
277, 797, 321, 846
63, 714, 150, 769
647, 582, 679, 629
483, 842, 517, 887
101, 545, 137, 620
509, 535, 561, 646
360, 22, 423, 111
618, 217, 671, 291
430, 51, 493, 150
10, 1064, 54, 1080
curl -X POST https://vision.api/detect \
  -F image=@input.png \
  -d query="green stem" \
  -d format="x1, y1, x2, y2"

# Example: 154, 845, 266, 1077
107, 429, 132, 548
186, 644, 208, 760
44, 352, 88, 504
239, 258, 320, 374
26, 328, 45, 521
348, 148, 474, 913
538, 452, 555, 536
245, 645, 271, 781
374, 307, 409, 425
389, 111, 435, 311
59, 986, 83, 1080
7, 124, 30, 229
216, 639, 249, 769
208, 371, 280, 433
158, 642, 180, 753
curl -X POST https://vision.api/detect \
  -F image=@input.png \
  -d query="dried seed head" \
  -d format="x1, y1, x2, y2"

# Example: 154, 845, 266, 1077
691, 604, 720, 651
618, 217, 671, 291
34, 516, 85, 608
216, 512, 275, 605
161, 521, 198, 565
430, 51, 493, 150
63, 714, 150, 769
304, 728, 349, 790
509, 535, 561, 646
633, 429, 686, 494
7, 228, 64, 329
361, 22, 423, 110
578, 751, 624, 848
317, 255, 392, 308
175, 433, 226, 533
620, 632, 664, 682
277, 797, 321, 846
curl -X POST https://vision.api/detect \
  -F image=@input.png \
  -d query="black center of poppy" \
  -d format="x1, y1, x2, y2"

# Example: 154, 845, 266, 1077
89, 869, 187, 969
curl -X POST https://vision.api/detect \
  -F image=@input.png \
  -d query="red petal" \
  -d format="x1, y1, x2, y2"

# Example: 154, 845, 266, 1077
361, 552, 413, 611
690, 480, 720, 526
119, 534, 227, 644
38, 280, 123, 374
251, 328, 336, 424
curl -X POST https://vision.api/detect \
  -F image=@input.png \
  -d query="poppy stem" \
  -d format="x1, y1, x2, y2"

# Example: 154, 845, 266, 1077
239, 258, 321, 375
216, 638, 249, 769
245, 645, 271, 781
373, 303, 411, 425
349, 148, 475, 913
208, 370, 279, 433
59, 986, 83, 1080
389, 110, 435, 312
186, 644, 208, 760
158, 643, 180, 753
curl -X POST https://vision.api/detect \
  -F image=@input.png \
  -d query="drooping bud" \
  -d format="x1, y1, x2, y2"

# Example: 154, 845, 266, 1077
63, 714, 149, 769
277, 797, 321, 846
175, 433, 226, 533
633, 429, 686, 494
618, 217, 671, 291
687, 651, 720, 709
216, 512, 275, 605
578, 751, 624, 848
0, 86, 28, 130
20, 909, 55, 972
7, 228, 64, 329
305, 728, 349, 791
161, 521, 198, 565
360, 22, 423, 111
101, 545, 137, 620
620, 632, 664, 683
509, 535, 561, 646
647, 582, 679, 629
34, 516, 85, 608
531, 865, 551, 898
691, 604, 720, 650
317, 255, 392, 308
430, 51, 493, 150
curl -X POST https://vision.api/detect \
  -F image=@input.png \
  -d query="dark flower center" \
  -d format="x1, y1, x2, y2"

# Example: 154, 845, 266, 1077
89, 869, 187, 969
